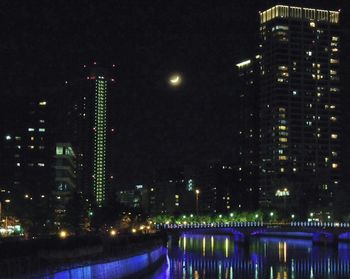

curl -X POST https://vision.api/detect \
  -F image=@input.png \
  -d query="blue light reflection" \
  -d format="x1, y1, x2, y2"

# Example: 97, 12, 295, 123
41, 246, 166, 279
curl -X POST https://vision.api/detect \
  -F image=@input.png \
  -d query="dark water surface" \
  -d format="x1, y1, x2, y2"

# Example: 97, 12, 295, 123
150, 234, 350, 279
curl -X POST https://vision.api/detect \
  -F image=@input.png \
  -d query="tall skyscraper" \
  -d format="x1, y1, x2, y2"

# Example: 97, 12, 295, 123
258, 5, 341, 218
91, 67, 109, 207
60, 64, 115, 208
236, 57, 260, 210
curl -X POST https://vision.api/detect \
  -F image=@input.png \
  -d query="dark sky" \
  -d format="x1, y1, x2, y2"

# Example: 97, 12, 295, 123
1, 0, 349, 184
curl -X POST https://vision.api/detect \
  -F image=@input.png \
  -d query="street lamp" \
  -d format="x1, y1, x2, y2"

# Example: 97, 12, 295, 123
59, 230, 68, 239
195, 189, 200, 215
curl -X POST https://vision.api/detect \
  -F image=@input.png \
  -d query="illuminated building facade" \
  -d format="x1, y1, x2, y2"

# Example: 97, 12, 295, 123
258, 6, 341, 216
92, 71, 108, 206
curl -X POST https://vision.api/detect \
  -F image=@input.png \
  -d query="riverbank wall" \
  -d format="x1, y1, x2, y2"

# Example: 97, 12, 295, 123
0, 232, 167, 279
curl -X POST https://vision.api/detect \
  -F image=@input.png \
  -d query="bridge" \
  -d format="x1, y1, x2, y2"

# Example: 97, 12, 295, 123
156, 221, 350, 245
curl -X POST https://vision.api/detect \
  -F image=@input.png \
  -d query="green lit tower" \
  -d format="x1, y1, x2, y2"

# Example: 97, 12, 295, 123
93, 74, 107, 206
87, 64, 115, 207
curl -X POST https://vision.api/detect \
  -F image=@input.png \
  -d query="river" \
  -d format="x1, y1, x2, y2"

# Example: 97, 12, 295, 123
150, 234, 350, 278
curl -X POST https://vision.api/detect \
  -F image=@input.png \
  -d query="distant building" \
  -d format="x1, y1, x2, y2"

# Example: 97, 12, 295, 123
0, 94, 53, 231
149, 167, 187, 215
117, 184, 149, 213
0, 96, 52, 201
258, 6, 341, 217
52, 143, 77, 225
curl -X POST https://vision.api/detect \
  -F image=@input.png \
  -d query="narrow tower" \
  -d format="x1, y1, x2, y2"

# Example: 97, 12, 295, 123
93, 70, 108, 206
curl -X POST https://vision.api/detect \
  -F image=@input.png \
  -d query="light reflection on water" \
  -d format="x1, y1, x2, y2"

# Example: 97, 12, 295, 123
150, 234, 350, 279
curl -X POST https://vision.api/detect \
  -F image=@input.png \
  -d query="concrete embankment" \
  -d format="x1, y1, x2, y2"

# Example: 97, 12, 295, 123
0, 232, 168, 279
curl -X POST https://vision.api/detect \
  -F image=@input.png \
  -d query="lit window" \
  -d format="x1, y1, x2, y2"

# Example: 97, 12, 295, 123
39, 128, 45, 132
330, 59, 339, 64
279, 138, 288, 143
330, 116, 337, 122
332, 163, 338, 169
330, 88, 339, 93
28, 128, 35, 132
331, 134, 338, 139
5, 135, 11, 140
56, 146, 63, 155
278, 125, 287, 131
279, 156, 287, 160
309, 22, 315, 27
39, 101, 47, 106
274, 25, 289, 31
38, 163, 45, 167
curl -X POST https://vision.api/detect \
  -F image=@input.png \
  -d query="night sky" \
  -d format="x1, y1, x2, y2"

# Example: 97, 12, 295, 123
1, 0, 349, 184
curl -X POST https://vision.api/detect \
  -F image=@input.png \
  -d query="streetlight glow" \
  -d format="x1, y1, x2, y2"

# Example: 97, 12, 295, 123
59, 230, 68, 239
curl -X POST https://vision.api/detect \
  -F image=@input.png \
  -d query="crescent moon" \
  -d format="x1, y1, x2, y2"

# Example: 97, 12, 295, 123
170, 76, 179, 83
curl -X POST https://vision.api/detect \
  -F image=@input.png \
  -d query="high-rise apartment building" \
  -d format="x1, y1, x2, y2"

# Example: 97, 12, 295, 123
258, 5, 341, 217
236, 57, 260, 210
0, 94, 53, 232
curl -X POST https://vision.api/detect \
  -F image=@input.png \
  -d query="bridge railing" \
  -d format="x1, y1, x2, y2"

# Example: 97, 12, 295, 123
290, 221, 350, 228
156, 221, 350, 230
156, 221, 264, 230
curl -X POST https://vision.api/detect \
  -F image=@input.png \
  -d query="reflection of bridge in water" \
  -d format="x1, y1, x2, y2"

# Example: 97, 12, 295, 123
169, 254, 350, 278
158, 222, 350, 245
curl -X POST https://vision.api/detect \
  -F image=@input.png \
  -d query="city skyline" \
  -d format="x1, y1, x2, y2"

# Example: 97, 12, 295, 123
1, 1, 350, 222
1, 2, 350, 278
1, 0, 349, 185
